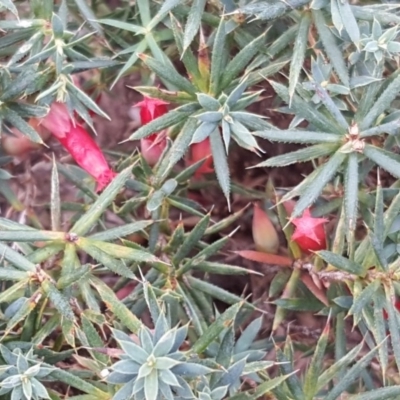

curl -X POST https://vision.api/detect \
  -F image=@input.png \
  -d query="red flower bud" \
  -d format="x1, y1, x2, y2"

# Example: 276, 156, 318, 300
185, 138, 214, 178
40, 102, 115, 192
133, 97, 169, 166
134, 97, 168, 126
291, 208, 328, 253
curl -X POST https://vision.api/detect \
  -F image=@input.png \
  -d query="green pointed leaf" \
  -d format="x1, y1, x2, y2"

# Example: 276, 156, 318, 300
255, 143, 338, 168
191, 301, 242, 354
269, 80, 344, 134
3, 108, 43, 143
173, 214, 210, 265
325, 343, 381, 400
292, 149, 346, 217
361, 73, 400, 130
183, 0, 206, 52
360, 120, 400, 138
76, 238, 137, 278
0, 242, 36, 272
90, 276, 141, 333
363, 144, 400, 179
221, 31, 268, 89
71, 166, 132, 236
50, 156, 61, 231
317, 341, 363, 390
139, 53, 196, 94
384, 284, 400, 371
157, 116, 198, 179
230, 373, 296, 400
66, 81, 109, 120
289, 12, 311, 102
304, 320, 330, 398
129, 105, 195, 141
148, 0, 181, 31
312, 9, 349, 87
348, 280, 380, 323
42, 280, 75, 320
349, 387, 400, 400
210, 128, 230, 209
312, 82, 349, 129
74, 0, 103, 33
89, 221, 152, 242
318, 251, 364, 276
344, 152, 359, 238
337, 0, 360, 44
97, 19, 144, 33
0, 0, 18, 15
210, 18, 227, 95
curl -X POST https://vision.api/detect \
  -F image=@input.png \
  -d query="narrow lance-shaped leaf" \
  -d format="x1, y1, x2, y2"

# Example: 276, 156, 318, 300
303, 319, 330, 399
348, 280, 380, 325
51, 155, 61, 231
344, 152, 359, 241
292, 149, 346, 218
312, 82, 349, 130
191, 301, 242, 354
0, 0, 18, 16
147, 0, 181, 30
0, 242, 36, 272
318, 250, 364, 276
221, 30, 268, 89
289, 12, 311, 104
269, 80, 344, 134
324, 343, 381, 400
360, 120, 400, 138
360, 73, 400, 130
2, 295, 39, 339
128, 104, 196, 141
337, 0, 360, 44
254, 143, 338, 168
170, 14, 201, 85
384, 284, 400, 372
183, 0, 207, 53
71, 166, 132, 236
90, 276, 142, 333
363, 145, 400, 179
76, 238, 137, 279
312, 9, 349, 87
172, 213, 210, 265
41, 280, 75, 321
209, 18, 227, 95
73, 0, 103, 33
157, 116, 198, 180
210, 128, 231, 210
138, 53, 196, 95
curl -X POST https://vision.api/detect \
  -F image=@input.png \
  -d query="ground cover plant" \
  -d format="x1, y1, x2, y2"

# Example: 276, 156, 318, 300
0, 0, 400, 398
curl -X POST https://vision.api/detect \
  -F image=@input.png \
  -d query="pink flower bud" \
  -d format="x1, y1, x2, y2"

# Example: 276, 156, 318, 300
56, 123, 116, 192
40, 102, 115, 192
291, 208, 328, 253
133, 97, 169, 166
185, 138, 214, 178
134, 97, 168, 125
252, 203, 280, 254
140, 133, 167, 167
40, 102, 72, 139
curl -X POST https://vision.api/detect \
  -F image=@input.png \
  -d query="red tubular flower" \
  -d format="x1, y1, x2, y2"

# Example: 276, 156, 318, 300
133, 97, 169, 166
291, 208, 328, 253
185, 138, 214, 178
41, 102, 116, 192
